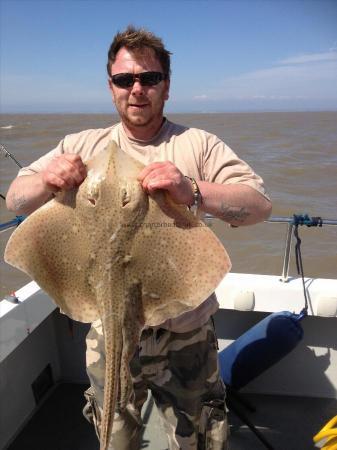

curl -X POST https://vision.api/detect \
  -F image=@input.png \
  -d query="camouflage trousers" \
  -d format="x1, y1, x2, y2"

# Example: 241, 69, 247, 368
83, 318, 229, 449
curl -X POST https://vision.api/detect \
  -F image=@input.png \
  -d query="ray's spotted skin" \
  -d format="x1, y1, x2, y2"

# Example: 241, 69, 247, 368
4, 141, 231, 450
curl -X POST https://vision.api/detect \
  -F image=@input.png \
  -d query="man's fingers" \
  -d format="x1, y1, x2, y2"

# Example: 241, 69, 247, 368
43, 173, 72, 192
43, 154, 87, 191
63, 154, 87, 177
137, 161, 194, 205
52, 161, 81, 187
146, 179, 173, 194
58, 158, 86, 185
137, 162, 168, 182
63, 153, 83, 164
141, 168, 168, 191
140, 163, 179, 191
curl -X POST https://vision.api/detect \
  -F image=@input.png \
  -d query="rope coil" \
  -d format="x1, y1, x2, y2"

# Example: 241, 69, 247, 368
292, 214, 323, 227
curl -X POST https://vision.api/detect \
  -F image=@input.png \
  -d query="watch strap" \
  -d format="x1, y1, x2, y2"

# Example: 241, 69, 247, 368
185, 176, 202, 215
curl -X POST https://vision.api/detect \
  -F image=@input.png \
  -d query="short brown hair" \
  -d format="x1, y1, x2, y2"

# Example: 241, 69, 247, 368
107, 25, 172, 78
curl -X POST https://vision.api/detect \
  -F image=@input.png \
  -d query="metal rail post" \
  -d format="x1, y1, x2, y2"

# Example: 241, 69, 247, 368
280, 222, 294, 283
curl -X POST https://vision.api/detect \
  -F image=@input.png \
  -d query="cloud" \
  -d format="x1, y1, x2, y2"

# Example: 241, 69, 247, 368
278, 51, 337, 65
191, 49, 337, 106
193, 94, 208, 100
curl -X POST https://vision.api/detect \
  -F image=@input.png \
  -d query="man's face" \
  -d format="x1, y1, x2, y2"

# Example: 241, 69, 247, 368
108, 47, 170, 138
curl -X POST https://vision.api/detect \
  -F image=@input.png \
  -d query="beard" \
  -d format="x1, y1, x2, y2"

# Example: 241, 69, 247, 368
115, 98, 165, 130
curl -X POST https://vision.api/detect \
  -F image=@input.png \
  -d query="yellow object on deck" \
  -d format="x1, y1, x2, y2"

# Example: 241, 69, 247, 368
313, 415, 337, 449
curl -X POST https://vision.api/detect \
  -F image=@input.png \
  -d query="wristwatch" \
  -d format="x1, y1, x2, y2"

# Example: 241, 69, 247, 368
185, 176, 202, 215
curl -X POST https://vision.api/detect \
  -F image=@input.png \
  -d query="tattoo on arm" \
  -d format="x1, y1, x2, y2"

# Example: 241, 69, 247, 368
219, 203, 250, 223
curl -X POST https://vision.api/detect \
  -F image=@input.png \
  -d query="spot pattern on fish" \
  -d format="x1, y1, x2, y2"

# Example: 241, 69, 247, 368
4, 141, 231, 450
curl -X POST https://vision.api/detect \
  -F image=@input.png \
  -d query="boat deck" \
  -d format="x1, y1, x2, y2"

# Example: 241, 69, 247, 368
6, 382, 337, 450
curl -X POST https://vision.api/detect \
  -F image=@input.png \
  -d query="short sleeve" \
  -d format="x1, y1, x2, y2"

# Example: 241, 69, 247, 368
16, 127, 115, 178
203, 133, 270, 200
17, 139, 66, 177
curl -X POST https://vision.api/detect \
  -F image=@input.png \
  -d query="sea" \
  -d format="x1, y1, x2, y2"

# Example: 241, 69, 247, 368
1, 112, 336, 298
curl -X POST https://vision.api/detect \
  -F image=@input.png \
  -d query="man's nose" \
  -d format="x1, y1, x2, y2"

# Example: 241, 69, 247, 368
131, 80, 145, 95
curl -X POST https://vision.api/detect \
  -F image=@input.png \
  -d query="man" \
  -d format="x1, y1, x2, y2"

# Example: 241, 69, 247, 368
6, 26, 271, 449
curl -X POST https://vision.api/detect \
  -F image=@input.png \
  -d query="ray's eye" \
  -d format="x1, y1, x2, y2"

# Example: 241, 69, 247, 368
87, 181, 100, 207
121, 188, 131, 207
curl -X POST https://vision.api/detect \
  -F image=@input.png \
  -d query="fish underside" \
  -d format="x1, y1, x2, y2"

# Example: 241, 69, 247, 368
5, 141, 231, 450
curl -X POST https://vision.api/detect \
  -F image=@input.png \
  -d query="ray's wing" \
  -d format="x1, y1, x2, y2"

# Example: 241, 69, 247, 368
128, 193, 231, 327
4, 198, 100, 323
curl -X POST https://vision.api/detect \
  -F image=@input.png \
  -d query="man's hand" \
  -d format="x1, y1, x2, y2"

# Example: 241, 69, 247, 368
137, 161, 271, 226
137, 161, 194, 206
41, 154, 87, 193
6, 154, 87, 215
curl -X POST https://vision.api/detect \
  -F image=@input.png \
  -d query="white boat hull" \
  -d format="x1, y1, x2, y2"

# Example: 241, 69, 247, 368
1, 273, 337, 448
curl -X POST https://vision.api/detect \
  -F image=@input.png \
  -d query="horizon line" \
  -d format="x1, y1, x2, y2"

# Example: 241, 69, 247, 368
1, 109, 337, 115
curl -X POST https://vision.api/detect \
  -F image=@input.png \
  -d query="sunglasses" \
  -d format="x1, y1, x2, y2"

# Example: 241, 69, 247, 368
110, 71, 167, 88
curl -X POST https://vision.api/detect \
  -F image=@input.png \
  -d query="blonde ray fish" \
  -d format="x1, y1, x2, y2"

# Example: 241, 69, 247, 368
4, 141, 231, 450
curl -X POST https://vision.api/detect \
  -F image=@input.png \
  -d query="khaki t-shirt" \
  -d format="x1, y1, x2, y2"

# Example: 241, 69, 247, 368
18, 119, 269, 332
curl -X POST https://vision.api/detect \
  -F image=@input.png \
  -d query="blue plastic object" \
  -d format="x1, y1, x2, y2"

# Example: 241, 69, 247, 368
0, 215, 26, 231
218, 311, 304, 389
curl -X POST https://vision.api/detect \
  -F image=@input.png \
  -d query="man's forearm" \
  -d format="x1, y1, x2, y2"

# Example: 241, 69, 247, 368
198, 182, 272, 226
6, 174, 53, 215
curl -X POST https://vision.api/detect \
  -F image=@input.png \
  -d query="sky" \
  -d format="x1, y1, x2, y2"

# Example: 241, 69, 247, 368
1, 0, 337, 113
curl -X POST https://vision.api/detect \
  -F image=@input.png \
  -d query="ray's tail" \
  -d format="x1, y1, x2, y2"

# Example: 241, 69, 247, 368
99, 315, 122, 450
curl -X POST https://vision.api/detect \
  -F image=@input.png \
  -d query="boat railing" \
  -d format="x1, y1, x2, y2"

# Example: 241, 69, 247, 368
266, 216, 337, 282
205, 214, 337, 283
0, 216, 26, 233
1, 214, 337, 283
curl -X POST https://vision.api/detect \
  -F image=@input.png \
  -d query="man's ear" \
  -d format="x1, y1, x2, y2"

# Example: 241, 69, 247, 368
108, 79, 115, 103
164, 79, 170, 101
